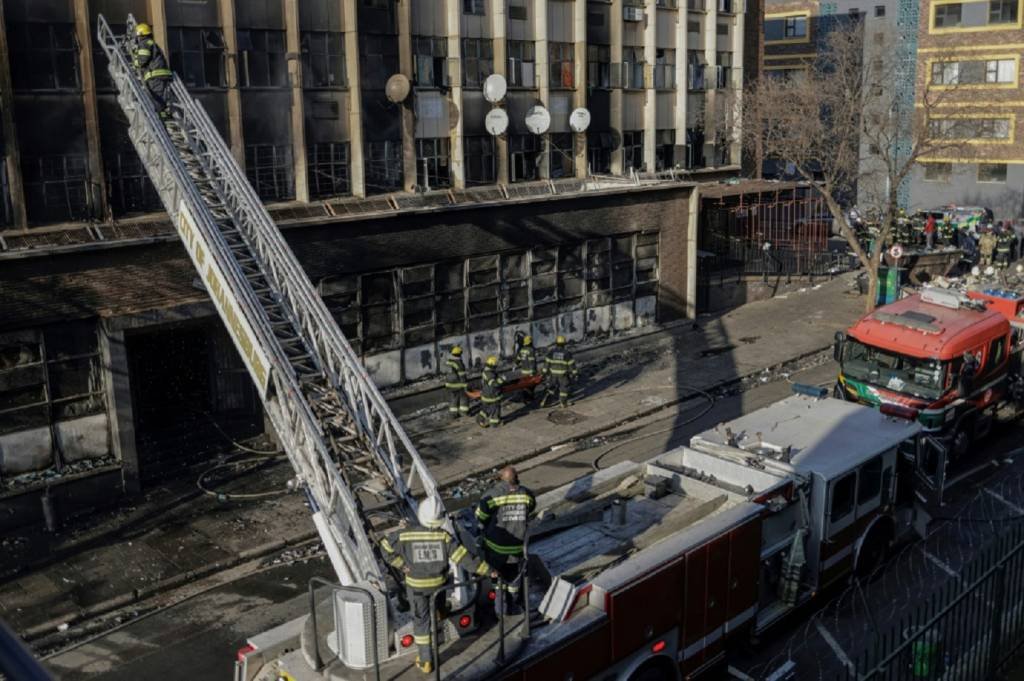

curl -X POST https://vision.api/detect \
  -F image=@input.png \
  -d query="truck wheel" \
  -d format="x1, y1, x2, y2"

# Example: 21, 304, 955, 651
950, 419, 974, 460
628, 658, 678, 681
832, 383, 847, 401
855, 524, 891, 579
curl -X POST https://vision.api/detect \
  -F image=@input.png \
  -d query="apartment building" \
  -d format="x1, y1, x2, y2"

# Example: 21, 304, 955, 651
0, 0, 756, 528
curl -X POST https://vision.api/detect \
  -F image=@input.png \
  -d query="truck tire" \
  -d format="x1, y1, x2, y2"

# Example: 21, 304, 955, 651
628, 657, 679, 681
855, 522, 892, 579
950, 417, 974, 460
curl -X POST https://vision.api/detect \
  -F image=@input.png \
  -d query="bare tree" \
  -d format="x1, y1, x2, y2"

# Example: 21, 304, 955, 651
741, 21, 967, 311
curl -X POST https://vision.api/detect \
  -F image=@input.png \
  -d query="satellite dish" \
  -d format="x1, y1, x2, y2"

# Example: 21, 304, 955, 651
483, 74, 507, 104
569, 108, 592, 133
525, 104, 551, 135
385, 74, 411, 103
485, 108, 509, 136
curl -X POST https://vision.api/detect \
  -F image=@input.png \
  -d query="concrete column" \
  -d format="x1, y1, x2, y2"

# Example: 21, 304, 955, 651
284, 0, 309, 202
101, 325, 141, 495
73, 0, 110, 221
397, 0, 417, 192
446, 0, 465, 189
572, 0, 587, 178
147, 0, 168, 51
730, 4, 744, 165
492, 0, 509, 185
642, 0, 657, 172
533, 0, 549, 179
685, 185, 699, 318
704, 0, 717, 166
342, 0, 366, 197
219, 0, 246, 166
674, 1, 687, 165
0, 1, 26, 229
609, 0, 624, 175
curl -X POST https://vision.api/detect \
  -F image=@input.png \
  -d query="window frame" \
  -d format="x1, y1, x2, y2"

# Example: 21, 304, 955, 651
977, 162, 1008, 183
507, 40, 536, 88
923, 162, 952, 182
238, 28, 288, 89
7, 21, 81, 93
300, 30, 347, 89
461, 38, 494, 88
932, 3, 963, 28
828, 470, 858, 534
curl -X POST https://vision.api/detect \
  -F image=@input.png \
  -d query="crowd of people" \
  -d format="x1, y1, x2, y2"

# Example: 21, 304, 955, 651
884, 208, 1024, 270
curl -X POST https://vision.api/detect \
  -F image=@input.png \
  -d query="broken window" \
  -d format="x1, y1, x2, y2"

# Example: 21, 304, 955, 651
507, 40, 536, 87
7, 22, 80, 92
463, 0, 486, 15
467, 255, 500, 331
245, 144, 295, 201
623, 130, 644, 171
361, 272, 398, 352
587, 131, 614, 174
365, 140, 403, 193
654, 48, 676, 89
611, 235, 636, 302
464, 135, 496, 185
530, 246, 558, 319
412, 36, 448, 87
435, 261, 466, 337
401, 265, 436, 346
321, 274, 361, 353
655, 129, 676, 171
548, 42, 575, 88
301, 31, 347, 88
104, 148, 162, 216
549, 133, 575, 179
21, 154, 91, 225
584, 239, 612, 307
168, 27, 227, 88
461, 38, 494, 88
509, 134, 540, 183
415, 137, 451, 190
307, 142, 351, 198
238, 29, 288, 88
559, 244, 585, 311
635, 232, 660, 297
502, 253, 531, 324
359, 34, 400, 89
623, 46, 645, 89
588, 44, 611, 88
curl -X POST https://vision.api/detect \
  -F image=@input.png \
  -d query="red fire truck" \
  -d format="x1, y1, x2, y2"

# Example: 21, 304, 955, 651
239, 392, 937, 681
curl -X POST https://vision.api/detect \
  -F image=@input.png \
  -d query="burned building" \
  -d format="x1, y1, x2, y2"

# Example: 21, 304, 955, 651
0, 0, 755, 529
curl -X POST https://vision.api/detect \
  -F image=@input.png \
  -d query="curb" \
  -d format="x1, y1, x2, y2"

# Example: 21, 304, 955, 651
20, 531, 318, 642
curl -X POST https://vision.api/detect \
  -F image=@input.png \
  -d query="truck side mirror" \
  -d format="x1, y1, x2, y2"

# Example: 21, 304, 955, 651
833, 332, 845, 363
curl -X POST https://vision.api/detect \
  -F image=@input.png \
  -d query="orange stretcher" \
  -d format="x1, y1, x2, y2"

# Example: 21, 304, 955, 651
465, 374, 543, 399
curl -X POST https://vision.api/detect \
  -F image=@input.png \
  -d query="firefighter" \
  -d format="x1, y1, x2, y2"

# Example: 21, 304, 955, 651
979, 227, 997, 267
514, 334, 538, 403
996, 224, 1014, 269
939, 217, 956, 247
541, 336, 579, 408
380, 497, 494, 674
443, 346, 469, 419
959, 350, 980, 397
131, 23, 174, 120
475, 466, 536, 615
478, 356, 505, 428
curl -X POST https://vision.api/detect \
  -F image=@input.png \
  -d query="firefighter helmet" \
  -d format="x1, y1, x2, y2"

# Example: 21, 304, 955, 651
417, 496, 444, 528
555, 335, 566, 346
450, 345, 463, 356
522, 335, 533, 346
485, 355, 499, 367
135, 22, 153, 37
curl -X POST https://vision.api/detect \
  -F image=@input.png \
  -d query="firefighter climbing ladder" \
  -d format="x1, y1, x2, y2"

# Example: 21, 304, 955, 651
95, 15, 442, 597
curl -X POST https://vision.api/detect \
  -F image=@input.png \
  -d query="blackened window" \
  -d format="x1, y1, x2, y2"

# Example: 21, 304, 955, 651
21, 154, 91, 224
654, 48, 676, 89
623, 130, 644, 171
416, 137, 450, 189
509, 134, 540, 182
8, 22, 80, 92
238, 29, 287, 88
655, 129, 676, 170
308, 142, 351, 198
623, 46, 645, 89
365, 140, 403, 193
463, 0, 486, 14
461, 38, 494, 87
413, 36, 448, 87
508, 40, 536, 87
360, 35, 400, 89
464, 135, 496, 185
549, 133, 575, 178
587, 131, 613, 174
168, 27, 226, 88
588, 44, 611, 88
245, 144, 295, 201
104, 147, 162, 216
301, 31, 347, 88
549, 42, 574, 88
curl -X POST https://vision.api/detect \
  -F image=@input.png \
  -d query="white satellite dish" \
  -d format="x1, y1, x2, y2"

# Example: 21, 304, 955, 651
569, 107, 592, 133
483, 74, 507, 104
485, 108, 509, 136
525, 104, 551, 135
385, 73, 411, 103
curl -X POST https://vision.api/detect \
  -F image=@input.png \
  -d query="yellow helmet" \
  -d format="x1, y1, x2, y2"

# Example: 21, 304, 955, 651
486, 356, 499, 367
450, 345, 462, 356
135, 22, 153, 37
555, 335, 566, 346
523, 335, 532, 346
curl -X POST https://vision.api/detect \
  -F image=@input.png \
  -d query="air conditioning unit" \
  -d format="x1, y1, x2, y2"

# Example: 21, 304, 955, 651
623, 6, 645, 21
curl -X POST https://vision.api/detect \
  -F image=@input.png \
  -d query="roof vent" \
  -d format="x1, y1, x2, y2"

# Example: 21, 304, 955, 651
921, 287, 965, 310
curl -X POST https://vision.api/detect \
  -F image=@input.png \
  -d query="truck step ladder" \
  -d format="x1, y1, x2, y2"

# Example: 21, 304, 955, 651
95, 15, 442, 610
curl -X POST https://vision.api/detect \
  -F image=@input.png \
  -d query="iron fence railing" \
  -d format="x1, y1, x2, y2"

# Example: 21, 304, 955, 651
837, 521, 1024, 681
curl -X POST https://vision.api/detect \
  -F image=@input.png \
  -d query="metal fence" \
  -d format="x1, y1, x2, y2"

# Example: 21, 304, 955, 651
838, 522, 1024, 681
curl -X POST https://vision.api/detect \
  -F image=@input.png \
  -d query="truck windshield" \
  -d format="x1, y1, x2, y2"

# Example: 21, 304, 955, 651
842, 339, 947, 400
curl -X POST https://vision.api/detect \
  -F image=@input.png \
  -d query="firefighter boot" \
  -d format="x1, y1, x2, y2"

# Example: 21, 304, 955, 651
415, 657, 434, 674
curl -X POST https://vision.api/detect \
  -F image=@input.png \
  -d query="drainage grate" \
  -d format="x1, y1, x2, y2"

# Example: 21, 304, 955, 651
547, 410, 585, 425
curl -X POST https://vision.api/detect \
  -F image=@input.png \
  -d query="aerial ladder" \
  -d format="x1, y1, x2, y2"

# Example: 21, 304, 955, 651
96, 15, 456, 669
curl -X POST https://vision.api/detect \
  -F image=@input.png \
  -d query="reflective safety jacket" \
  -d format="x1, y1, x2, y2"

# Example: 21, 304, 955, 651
380, 524, 490, 590
996, 233, 1014, 253
475, 482, 536, 556
132, 37, 173, 81
543, 348, 577, 378
481, 367, 505, 403
444, 357, 468, 390
515, 346, 537, 376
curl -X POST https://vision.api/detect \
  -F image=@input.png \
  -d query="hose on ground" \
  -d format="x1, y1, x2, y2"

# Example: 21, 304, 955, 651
196, 456, 288, 501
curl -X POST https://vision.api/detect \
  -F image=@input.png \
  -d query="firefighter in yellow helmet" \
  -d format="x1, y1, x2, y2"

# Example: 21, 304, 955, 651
443, 346, 469, 419
477, 355, 506, 428
542, 336, 578, 408
132, 22, 174, 120
513, 333, 538, 402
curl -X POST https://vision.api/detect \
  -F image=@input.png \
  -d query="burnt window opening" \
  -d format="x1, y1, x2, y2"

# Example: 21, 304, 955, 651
0, 164, 13, 228
104, 148, 162, 216
654, 48, 676, 89
623, 46, 645, 89
464, 135, 496, 185
94, 22, 126, 92
245, 144, 295, 201
308, 142, 351, 198
415, 137, 451, 190
549, 42, 575, 88
623, 130, 644, 171
21, 154, 92, 224
463, 0, 486, 15
655, 129, 676, 170
401, 265, 436, 345
8, 22, 80, 92
587, 131, 614, 174
412, 36, 448, 87
507, 40, 536, 87
238, 29, 288, 88
686, 127, 706, 169
361, 271, 399, 352
461, 38, 494, 88
168, 27, 227, 89
509, 134, 540, 183
364, 139, 403, 193
360, 34, 400, 89
301, 31, 347, 88
549, 133, 575, 178
587, 44, 611, 88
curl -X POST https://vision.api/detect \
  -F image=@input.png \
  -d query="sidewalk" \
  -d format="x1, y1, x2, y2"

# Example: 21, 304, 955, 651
0, 274, 867, 639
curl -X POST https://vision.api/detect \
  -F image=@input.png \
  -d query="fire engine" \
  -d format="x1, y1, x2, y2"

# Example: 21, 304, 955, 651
834, 287, 1024, 461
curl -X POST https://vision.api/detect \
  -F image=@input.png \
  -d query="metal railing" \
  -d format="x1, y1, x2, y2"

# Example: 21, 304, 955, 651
837, 521, 1024, 681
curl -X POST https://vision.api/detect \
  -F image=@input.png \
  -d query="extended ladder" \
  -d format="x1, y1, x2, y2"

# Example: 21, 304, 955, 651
95, 15, 442, 602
